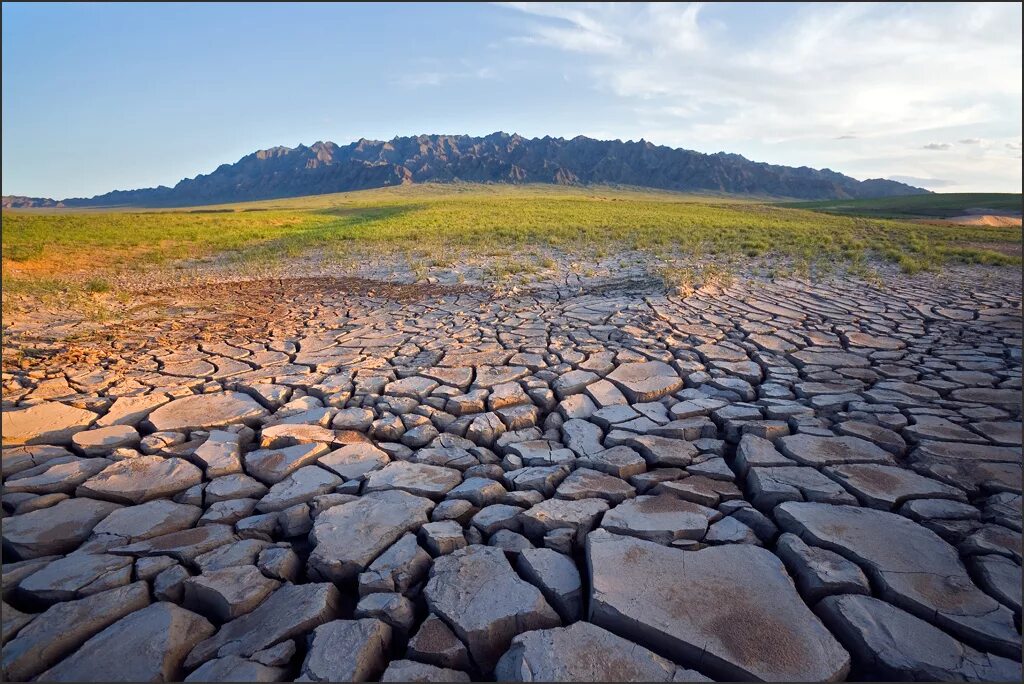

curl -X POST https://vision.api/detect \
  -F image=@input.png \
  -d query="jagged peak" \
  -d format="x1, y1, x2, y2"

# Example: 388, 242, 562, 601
53, 133, 931, 207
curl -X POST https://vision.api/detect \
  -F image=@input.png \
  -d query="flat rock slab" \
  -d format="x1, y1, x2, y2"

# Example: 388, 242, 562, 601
244, 443, 330, 485
319, 443, 390, 480
363, 461, 462, 499
424, 544, 559, 673
17, 553, 133, 604
789, 349, 871, 368
555, 467, 635, 504
71, 425, 140, 456
516, 548, 582, 624
495, 622, 704, 682
747, 466, 858, 511
89, 499, 202, 546
308, 489, 434, 582
255, 464, 341, 513
2, 497, 122, 560
3, 457, 111, 495
520, 497, 609, 548
381, 660, 471, 682
776, 501, 1021, 658
185, 582, 341, 668
2, 402, 97, 446
300, 618, 393, 682
146, 391, 268, 432
182, 564, 281, 622
601, 494, 718, 544
823, 463, 966, 510
778, 433, 895, 467
39, 601, 214, 682
77, 456, 202, 504
1, 582, 151, 681
1, 444, 73, 477
184, 656, 285, 682
586, 529, 850, 682
607, 361, 683, 403
111, 523, 236, 564
817, 594, 1022, 682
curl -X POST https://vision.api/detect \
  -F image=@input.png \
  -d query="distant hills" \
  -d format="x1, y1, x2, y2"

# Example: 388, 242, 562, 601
4, 132, 928, 208
1, 195, 64, 209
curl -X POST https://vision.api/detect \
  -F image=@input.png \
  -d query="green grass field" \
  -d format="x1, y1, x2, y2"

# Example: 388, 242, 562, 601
782, 192, 1022, 219
3, 184, 1021, 304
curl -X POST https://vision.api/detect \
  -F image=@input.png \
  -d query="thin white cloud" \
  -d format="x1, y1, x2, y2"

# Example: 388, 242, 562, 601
889, 175, 957, 189
392, 59, 499, 88
501, 2, 1023, 191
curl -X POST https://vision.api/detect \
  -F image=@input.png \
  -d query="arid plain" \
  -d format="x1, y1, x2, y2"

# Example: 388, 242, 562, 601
2, 186, 1022, 682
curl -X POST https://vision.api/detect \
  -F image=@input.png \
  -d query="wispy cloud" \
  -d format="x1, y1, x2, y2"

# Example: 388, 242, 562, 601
500, 2, 1023, 191
393, 61, 498, 88
888, 175, 957, 189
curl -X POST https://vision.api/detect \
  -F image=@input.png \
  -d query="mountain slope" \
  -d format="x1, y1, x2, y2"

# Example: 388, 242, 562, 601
49, 133, 929, 207
1, 196, 64, 209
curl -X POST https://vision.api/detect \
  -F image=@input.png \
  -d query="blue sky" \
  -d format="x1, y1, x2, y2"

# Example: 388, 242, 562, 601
3, 2, 1021, 198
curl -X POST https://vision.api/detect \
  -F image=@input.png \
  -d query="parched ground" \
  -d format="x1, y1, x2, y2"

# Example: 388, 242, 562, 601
1, 258, 1022, 682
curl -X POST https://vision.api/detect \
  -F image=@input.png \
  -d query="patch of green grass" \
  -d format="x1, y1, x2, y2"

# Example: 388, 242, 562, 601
84, 278, 111, 293
2, 185, 1020, 296
781, 193, 1022, 219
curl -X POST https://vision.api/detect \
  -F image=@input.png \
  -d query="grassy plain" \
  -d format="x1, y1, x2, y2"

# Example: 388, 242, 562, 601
782, 192, 1022, 219
3, 184, 1021, 307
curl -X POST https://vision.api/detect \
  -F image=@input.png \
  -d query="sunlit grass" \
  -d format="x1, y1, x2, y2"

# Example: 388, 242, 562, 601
2, 184, 1020, 308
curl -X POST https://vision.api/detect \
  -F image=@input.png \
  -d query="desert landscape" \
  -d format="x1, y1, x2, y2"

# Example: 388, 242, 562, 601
2, 180, 1022, 682
3, 3, 1022, 683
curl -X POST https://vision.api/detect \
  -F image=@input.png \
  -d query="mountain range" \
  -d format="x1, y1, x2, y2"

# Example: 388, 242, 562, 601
3, 132, 928, 208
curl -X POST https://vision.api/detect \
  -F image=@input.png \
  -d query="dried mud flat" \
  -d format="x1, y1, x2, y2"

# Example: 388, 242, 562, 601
1, 264, 1022, 682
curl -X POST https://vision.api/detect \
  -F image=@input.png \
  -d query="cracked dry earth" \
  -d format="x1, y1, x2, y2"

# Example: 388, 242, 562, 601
1, 269, 1022, 683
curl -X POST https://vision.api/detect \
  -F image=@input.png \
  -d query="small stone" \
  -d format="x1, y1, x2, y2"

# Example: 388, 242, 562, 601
154, 564, 190, 602
419, 520, 467, 556
258, 545, 302, 583
355, 592, 416, 632
407, 614, 472, 671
